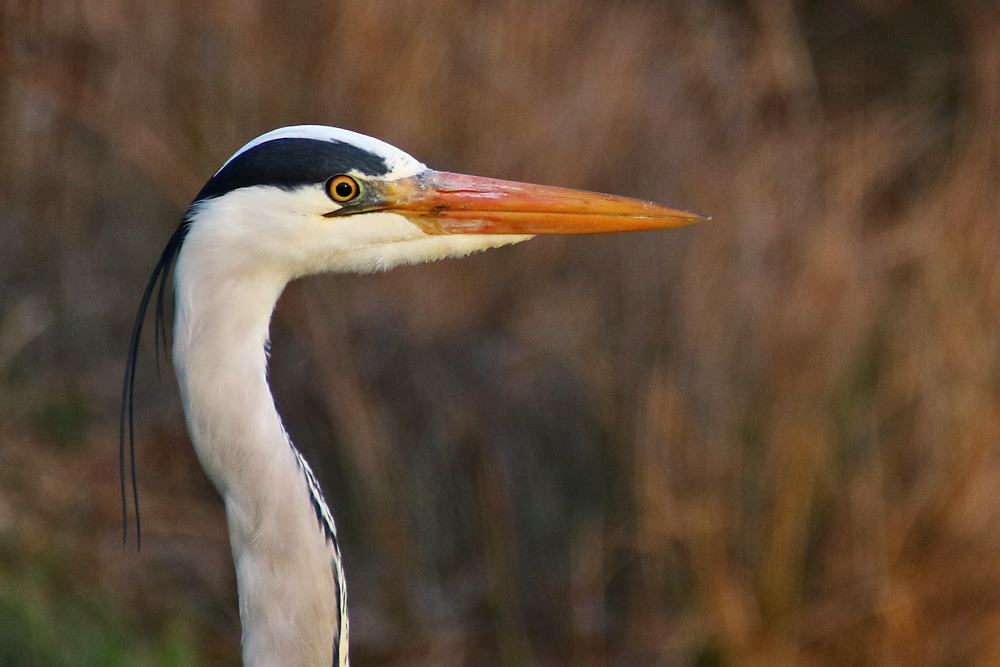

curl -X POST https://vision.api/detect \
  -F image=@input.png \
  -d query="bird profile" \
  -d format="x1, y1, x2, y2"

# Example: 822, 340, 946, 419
121, 125, 704, 666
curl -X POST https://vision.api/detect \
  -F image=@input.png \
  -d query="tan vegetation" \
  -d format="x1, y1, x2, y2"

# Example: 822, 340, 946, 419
2, 1, 1000, 665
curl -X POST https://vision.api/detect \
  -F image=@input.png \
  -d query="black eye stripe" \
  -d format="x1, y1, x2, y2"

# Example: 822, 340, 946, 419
193, 138, 389, 203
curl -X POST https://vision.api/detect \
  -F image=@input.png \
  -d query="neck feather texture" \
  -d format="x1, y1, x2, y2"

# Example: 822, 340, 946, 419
173, 243, 348, 667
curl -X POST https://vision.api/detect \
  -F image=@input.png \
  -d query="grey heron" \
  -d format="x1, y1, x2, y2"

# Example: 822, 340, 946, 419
121, 125, 703, 666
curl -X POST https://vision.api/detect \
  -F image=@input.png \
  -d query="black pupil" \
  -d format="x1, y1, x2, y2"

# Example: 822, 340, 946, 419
335, 180, 355, 199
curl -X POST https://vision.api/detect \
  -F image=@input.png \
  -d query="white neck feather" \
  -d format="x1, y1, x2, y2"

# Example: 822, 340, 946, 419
173, 233, 348, 667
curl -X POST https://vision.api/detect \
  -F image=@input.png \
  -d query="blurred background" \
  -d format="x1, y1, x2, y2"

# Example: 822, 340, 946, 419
2, 0, 1000, 665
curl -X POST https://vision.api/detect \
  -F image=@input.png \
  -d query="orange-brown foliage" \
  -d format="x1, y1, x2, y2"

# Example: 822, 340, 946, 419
2, 1, 1000, 665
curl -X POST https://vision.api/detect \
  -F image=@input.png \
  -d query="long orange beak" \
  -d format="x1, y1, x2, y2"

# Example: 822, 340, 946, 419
382, 171, 706, 234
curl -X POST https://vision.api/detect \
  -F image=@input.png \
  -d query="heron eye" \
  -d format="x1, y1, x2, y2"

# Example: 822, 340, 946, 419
326, 175, 360, 203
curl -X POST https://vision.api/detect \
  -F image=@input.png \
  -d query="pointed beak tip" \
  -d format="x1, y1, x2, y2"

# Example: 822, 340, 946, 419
646, 207, 710, 229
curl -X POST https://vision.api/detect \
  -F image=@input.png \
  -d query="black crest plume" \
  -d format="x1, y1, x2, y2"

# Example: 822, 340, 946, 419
119, 220, 190, 549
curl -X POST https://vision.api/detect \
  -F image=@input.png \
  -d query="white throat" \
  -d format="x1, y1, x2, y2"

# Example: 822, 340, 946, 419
172, 235, 349, 667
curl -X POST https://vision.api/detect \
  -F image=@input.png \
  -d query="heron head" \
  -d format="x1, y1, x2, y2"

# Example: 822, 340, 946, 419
178, 125, 704, 278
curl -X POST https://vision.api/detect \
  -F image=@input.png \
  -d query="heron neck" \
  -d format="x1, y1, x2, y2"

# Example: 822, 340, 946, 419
172, 260, 287, 494
172, 255, 348, 667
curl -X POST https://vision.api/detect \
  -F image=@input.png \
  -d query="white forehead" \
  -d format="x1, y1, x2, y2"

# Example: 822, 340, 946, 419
218, 125, 426, 179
